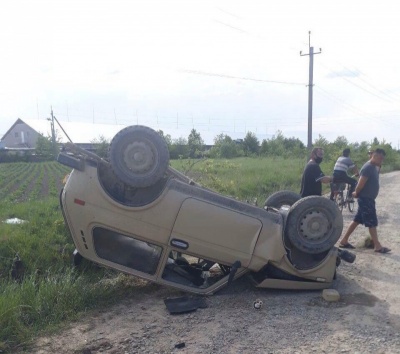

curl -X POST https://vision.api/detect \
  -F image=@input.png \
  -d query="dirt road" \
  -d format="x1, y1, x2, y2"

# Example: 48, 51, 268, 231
34, 171, 400, 354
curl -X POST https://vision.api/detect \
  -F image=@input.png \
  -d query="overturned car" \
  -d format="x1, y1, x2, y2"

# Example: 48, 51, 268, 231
58, 125, 354, 295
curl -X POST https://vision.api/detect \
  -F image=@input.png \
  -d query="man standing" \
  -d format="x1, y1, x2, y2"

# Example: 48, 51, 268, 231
339, 149, 391, 253
329, 148, 359, 200
368, 150, 381, 172
300, 147, 332, 198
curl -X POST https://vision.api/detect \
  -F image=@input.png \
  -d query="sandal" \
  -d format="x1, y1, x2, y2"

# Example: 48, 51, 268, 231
339, 242, 355, 249
374, 247, 391, 254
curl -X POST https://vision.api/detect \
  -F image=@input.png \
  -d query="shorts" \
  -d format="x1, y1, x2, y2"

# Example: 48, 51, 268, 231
353, 197, 378, 228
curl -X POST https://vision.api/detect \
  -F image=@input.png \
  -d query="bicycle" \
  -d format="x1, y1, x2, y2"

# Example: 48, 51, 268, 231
330, 181, 355, 213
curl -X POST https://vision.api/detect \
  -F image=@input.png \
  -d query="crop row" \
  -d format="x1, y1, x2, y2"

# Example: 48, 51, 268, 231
0, 162, 72, 202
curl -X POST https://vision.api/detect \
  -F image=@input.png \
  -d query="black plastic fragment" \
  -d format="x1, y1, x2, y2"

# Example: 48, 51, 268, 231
164, 296, 207, 314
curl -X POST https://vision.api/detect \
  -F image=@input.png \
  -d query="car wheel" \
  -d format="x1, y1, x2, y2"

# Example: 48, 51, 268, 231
109, 126, 170, 188
285, 196, 343, 254
264, 190, 301, 209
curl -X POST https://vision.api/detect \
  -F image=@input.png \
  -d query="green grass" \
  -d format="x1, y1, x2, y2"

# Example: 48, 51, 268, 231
0, 197, 154, 351
170, 155, 390, 202
172, 157, 310, 203
0, 270, 151, 351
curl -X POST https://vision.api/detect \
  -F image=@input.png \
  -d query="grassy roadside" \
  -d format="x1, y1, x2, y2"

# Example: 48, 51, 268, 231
0, 198, 152, 352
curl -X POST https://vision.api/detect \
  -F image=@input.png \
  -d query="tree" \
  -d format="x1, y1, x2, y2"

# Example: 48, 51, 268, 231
259, 131, 305, 158
260, 131, 285, 156
313, 134, 329, 148
210, 133, 241, 158
333, 136, 348, 149
35, 134, 56, 159
157, 130, 172, 147
170, 137, 189, 159
243, 132, 259, 156
283, 137, 306, 158
90, 135, 110, 158
187, 129, 204, 158
35, 129, 63, 160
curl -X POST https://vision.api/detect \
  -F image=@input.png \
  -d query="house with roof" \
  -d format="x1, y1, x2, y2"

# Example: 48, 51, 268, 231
0, 118, 41, 150
1, 118, 125, 152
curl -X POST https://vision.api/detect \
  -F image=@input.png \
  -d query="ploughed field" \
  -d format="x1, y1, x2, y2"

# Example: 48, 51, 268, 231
0, 161, 71, 202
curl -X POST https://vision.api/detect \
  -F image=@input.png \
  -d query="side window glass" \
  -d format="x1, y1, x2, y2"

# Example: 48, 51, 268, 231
93, 227, 162, 275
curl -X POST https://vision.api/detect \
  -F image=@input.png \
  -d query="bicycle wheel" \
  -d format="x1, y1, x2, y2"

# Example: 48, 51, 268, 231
344, 186, 355, 212
334, 193, 344, 212
348, 198, 355, 212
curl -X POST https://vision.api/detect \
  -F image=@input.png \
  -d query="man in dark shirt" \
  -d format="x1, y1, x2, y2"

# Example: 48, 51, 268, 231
300, 147, 332, 198
339, 149, 390, 253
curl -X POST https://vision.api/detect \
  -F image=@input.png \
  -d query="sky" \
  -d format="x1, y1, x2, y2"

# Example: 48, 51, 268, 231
1, 0, 400, 146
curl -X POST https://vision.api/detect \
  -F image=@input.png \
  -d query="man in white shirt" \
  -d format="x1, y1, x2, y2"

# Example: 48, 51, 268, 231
329, 148, 359, 201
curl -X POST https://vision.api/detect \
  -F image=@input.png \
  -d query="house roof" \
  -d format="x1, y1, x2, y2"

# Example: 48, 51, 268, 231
1, 118, 42, 140
2, 119, 128, 144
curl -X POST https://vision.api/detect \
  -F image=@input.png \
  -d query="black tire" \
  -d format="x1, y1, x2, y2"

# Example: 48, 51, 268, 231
264, 190, 301, 209
109, 126, 170, 188
334, 193, 344, 213
285, 196, 343, 254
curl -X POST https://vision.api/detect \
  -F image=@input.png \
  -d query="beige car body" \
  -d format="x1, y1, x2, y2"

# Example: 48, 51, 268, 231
60, 154, 339, 295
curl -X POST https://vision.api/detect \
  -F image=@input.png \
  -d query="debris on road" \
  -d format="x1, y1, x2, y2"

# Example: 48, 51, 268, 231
322, 289, 340, 302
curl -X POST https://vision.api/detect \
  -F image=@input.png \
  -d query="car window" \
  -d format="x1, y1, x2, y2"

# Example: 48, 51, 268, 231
93, 227, 162, 275
162, 252, 230, 289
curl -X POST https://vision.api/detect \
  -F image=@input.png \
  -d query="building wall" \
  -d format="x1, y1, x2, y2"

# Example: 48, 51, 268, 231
1, 122, 40, 148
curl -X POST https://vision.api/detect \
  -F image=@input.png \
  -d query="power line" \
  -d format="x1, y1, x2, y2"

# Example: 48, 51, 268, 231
314, 86, 369, 116
210, 9, 396, 112
215, 7, 243, 20
314, 85, 400, 129
54, 111, 306, 126
180, 69, 306, 86
315, 85, 379, 118
39, 107, 399, 146
332, 60, 400, 101
213, 19, 248, 34
319, 61, 396, 103
53, 111, 306, 129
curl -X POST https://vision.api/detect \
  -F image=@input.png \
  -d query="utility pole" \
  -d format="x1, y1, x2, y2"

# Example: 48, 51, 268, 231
47, 107, 58, 159
300, 31, 321, 149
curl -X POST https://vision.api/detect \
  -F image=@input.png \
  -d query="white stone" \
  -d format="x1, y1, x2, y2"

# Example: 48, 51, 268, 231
322, 289, 340, 302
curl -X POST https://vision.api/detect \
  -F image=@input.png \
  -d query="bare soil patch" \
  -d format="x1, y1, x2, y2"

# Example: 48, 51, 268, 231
33, 171, 400, 354
39, 164, 50, 197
